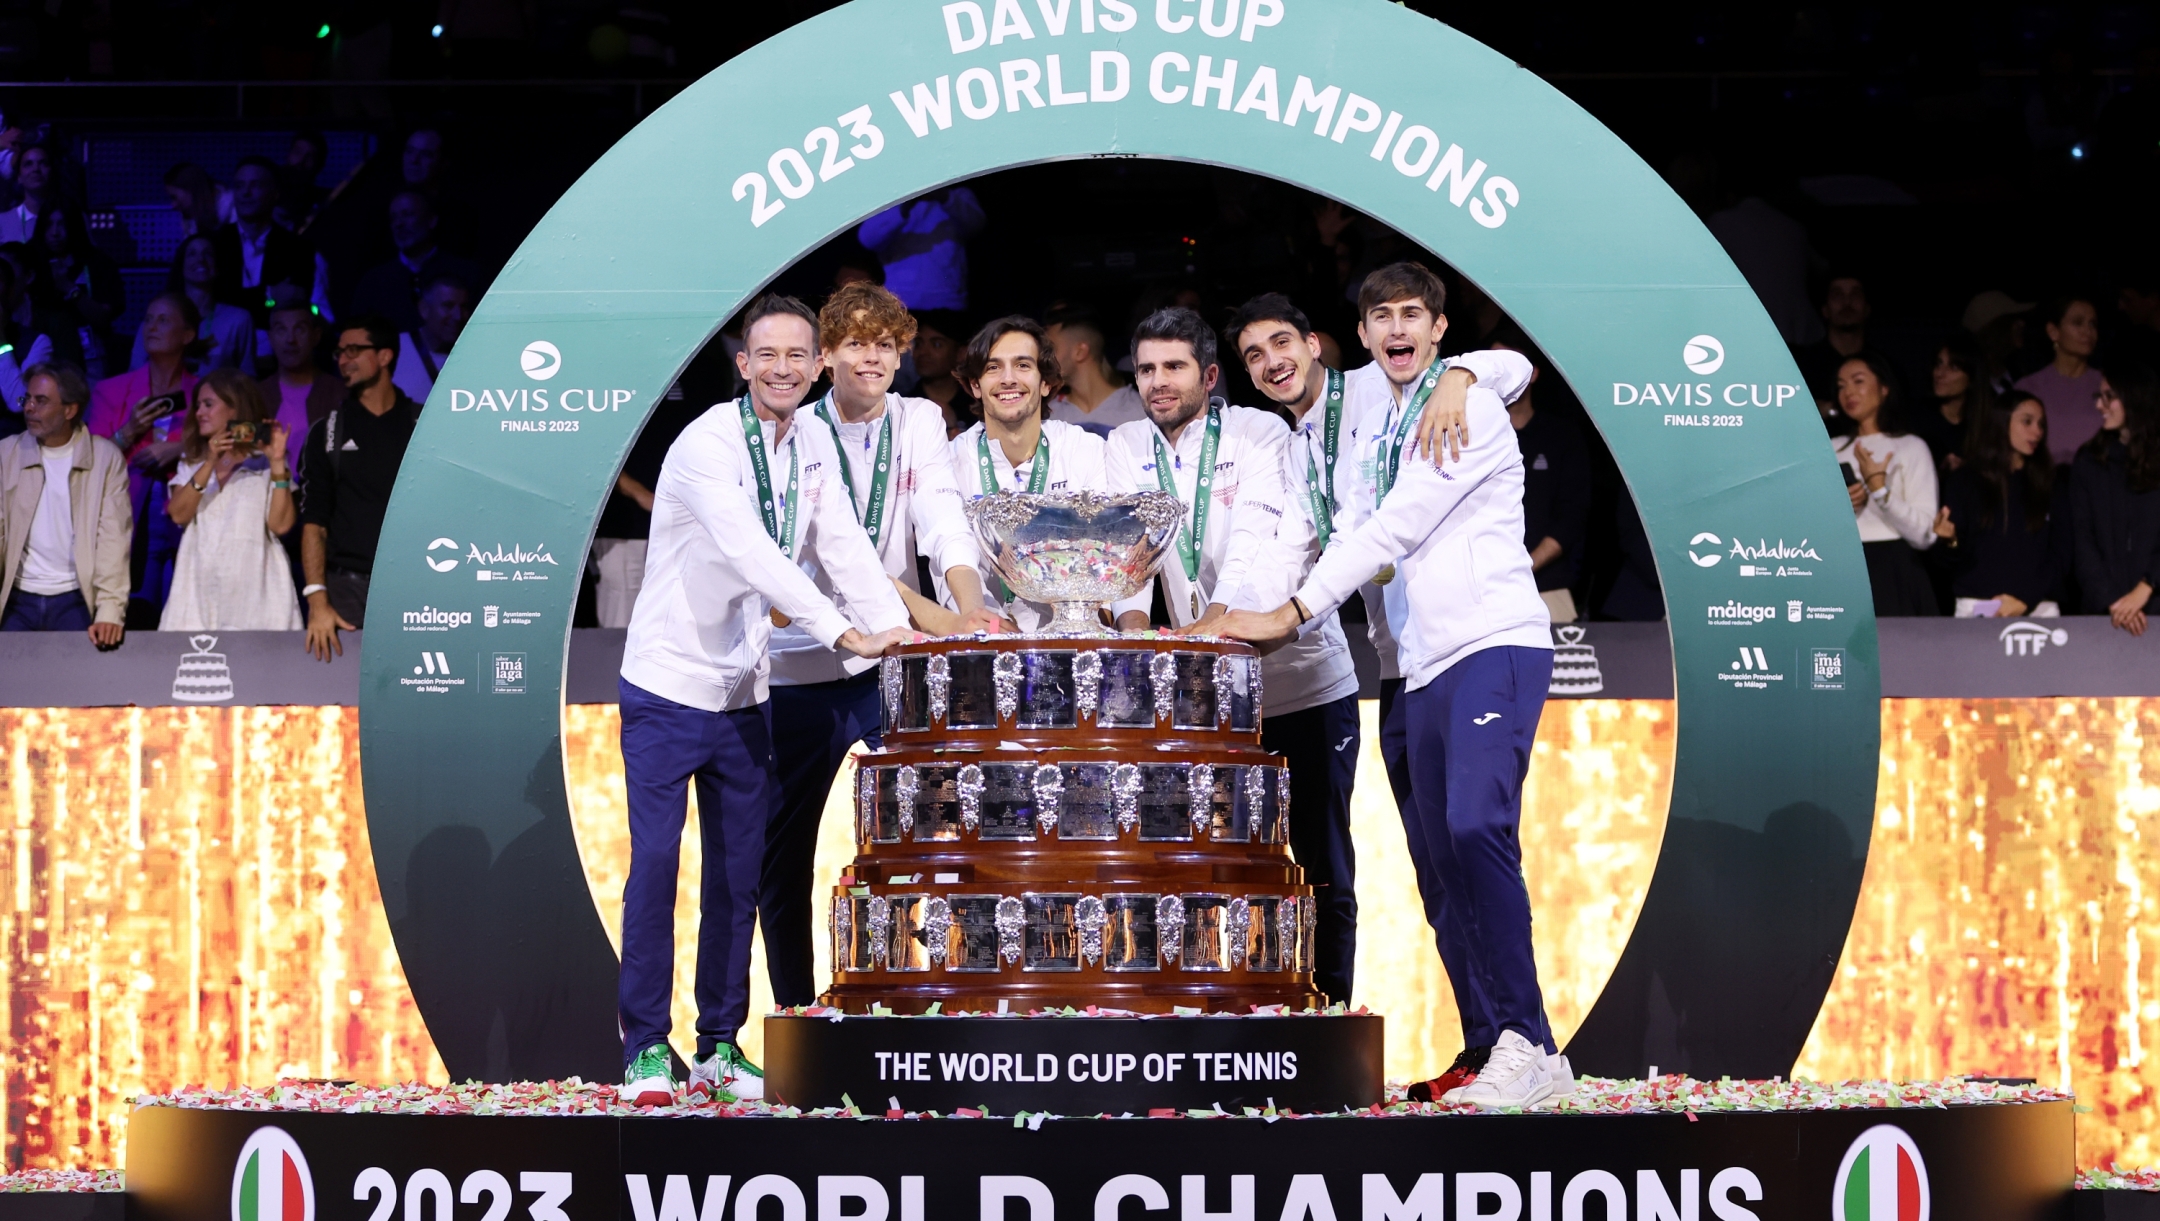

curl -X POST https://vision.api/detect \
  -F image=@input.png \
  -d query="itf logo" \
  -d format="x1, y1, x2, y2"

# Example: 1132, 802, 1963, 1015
521, 340, 563, 380
231, 1126, 313, 1221
1833, 1123, 1929, 1221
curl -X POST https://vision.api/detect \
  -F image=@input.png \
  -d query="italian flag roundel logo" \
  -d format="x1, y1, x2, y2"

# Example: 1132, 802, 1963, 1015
231, 1127, 314, 1221
1833, 1123, 1930, 1221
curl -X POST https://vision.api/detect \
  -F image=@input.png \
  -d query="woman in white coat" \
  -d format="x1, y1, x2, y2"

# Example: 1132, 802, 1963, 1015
159, 368, 304, 631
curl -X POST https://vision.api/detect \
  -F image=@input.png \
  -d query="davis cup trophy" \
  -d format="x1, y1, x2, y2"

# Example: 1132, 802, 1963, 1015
819, 491, 1324, 1014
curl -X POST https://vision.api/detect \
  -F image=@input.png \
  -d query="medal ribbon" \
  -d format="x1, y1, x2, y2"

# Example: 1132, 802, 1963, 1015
1302, 368, 1344, 549
976, 427, 1051, 495
815, 393, 895, 549
737, 398, 799, 559
1376, 359, 1447, 508
1153, 402, 1223, 584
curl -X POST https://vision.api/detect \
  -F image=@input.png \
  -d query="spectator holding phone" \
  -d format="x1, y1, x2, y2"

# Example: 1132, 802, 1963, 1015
1932, 391, 2067, 617
1832, 352, 1940, 616
159, 370, 300, 631
2071, 365, 2160, 635
86, 292, 198, 624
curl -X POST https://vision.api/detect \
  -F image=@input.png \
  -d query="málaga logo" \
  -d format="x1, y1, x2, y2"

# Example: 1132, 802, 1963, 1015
1833, 1123, 1929, 1221
230, 1126, 314, 1221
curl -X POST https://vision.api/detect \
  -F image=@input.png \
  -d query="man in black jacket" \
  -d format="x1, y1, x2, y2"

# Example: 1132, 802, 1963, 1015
214, 157, 326, 329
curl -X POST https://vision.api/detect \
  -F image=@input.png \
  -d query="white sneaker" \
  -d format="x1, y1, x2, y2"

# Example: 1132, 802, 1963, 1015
1456, 1030, 1565, 1110
688, 1042, 764, 1101
1540, 1052, 1577, 1106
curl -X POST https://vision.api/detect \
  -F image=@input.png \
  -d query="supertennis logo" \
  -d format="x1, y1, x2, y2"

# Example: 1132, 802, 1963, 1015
1833, 1123, 1930, 1221
231, 1126, 314, 1221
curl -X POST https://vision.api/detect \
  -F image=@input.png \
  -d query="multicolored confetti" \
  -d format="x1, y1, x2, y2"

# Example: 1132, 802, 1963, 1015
0, 1169, 123, 1193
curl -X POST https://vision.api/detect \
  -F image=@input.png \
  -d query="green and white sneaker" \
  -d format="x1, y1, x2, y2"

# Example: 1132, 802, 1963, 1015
689, 1043, 764, 1101
623, 1044, 676, 1108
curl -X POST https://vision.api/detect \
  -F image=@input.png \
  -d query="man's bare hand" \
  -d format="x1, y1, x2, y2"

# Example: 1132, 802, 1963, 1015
306, 598, 355, 662
956, 607, 1008, 635
839, 626, 918, 658
1416, 367, 1474, 464
1203, 603, 1303, 645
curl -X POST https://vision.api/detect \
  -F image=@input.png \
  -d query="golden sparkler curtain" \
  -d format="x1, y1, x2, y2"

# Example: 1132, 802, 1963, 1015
0, 698, 2153, 1170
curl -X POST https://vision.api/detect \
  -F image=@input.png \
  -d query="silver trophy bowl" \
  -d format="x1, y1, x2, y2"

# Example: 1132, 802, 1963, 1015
964, 490, 1185, 634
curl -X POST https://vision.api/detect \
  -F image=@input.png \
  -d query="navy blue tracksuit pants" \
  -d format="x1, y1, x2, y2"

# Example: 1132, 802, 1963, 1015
762, 670, 884, 1007
1399, 645, 1556, 1053
618, 679, 775, 1068
1380, 676, 1494, 1047
1263, 694, 1360, 1006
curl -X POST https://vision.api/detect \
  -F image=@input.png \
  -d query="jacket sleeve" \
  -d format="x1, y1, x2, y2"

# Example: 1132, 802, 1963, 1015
803, 432, 911, 636
1296, 390, 1516, 620
296, 417, 334, 530
1444, 348, 1535, 405
2029, 482, 2074, 608
1871, 438, 1940, 549
903, 405, 980, 579
2069, 457, 2112, 609
1212, 412, 1290, 611
856, 205, 906, 254
91, 439, 131, 624
1102, 428, 1152, 622
670, 427, 857, 648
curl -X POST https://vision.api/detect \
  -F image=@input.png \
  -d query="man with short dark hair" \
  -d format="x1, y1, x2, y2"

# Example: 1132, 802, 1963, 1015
214, 156, 331, 329
349, 191, 484, 334
945, 316, 1107, 628
260, 295, 341, 479
390, 274, 470, 404
1105, 306, 1288, 635
1044, 306, 1145, 437
296, 315, 419, 660
0, 363, 130, 644
617, 293, 912, 1107
1794, 274, 1872, 412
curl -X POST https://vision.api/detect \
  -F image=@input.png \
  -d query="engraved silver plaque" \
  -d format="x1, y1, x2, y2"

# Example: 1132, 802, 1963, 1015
1181, 893, 1231, 972
842, 894, 880, 972
1209, 764, 1250, 843
995, 895, 1025, 963
894, 654, 933, 732
1244, 765, 1284, 845
1171, 651, 1218, 729
1099, 650, 1158, 728
1076, 895, 1107, 965
833, 894, 855, 971
947, 651, 999, 729
1277, 895, 1300, 975
1218, 653, 1260, 731
1225, 897, 1251, 965
993, 651, 1023, 720
1103, 893, 1160, 972
1187, 762, 1215, 834
1022, 892, 1082, 972
857, 766, 879, 844
860, 766, 904, 844
1056, 762, 1118, 839
1300, 896, 1318, 972
887, 894, 930, 972
866, 895, 891, 965
1156, 894, 1185, 965
947, 895, 1005, 972
1245, 894, 1284, 971
1073, 649, 1104, 721
1017, 650, 1079, 729
1031, 764, 1063, 835
1137, 763, 1193, 841
977, 762, 1039, 841
910, 765, 960, 842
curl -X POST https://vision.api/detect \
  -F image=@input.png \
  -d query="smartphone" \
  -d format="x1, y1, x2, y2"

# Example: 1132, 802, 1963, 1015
143, 392, 187, 442
226, 421, 259, 446
1840, 464, 1861, 487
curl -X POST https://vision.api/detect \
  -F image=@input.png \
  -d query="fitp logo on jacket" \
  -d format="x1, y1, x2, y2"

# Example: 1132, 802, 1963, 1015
1832, 1123, 1929, 1221
231, 1126, 314, 1221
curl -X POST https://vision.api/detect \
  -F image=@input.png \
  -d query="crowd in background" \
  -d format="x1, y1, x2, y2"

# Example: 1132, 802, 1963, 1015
0, 125, 481, 645
2, 119, 2159, 644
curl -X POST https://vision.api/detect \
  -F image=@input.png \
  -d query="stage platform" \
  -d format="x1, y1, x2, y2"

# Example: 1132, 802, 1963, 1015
115, 1078, 2078, 1221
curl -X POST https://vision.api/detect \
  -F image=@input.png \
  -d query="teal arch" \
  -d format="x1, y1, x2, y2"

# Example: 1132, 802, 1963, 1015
358, 0, 1880, 1081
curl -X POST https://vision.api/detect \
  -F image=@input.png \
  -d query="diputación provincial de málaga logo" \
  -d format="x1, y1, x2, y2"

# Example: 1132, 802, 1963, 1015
231, 1126, 314, 1221
1832, 1123, 1930, 1221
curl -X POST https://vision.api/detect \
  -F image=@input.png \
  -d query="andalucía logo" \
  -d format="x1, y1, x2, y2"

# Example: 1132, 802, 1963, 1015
231, 1126, 314, 1221
1833, 1123, 1930, 1221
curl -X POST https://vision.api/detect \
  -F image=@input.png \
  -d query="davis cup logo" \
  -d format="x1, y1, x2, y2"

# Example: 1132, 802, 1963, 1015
1683, 334, 1726, 375
1833, 1123, 1930, 1221
521, 340, 563, 381
231, 1126, 314, 1221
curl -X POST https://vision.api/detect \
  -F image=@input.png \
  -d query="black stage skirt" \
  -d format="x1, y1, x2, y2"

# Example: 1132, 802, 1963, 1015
1864, 538, 1940, 617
